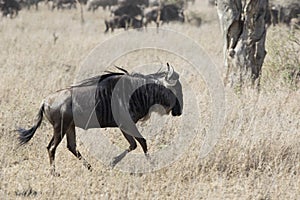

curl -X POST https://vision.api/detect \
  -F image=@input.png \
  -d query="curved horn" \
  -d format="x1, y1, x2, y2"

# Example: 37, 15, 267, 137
164, 63, 177, 87
166, 63, 174, 80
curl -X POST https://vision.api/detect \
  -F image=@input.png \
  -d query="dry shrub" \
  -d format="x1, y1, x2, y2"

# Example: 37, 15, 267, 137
263, 25, 300, 89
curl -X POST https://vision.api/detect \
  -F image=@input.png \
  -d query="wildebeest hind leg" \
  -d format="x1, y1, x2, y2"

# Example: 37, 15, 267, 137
66, 123, 92, 171
47, 125, 66, 177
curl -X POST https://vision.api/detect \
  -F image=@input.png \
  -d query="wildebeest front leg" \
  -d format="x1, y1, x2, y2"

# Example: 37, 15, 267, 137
135, 137, 150, 160
135, 137, 148, 154
122, 132, 137, 152
111, 131, 137, 167
66, 123, 92, 171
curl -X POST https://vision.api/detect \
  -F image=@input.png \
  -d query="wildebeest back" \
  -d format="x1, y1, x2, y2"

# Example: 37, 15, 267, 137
72, 84, 102, 129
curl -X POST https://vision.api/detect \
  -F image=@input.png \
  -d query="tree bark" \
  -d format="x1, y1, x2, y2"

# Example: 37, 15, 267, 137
216, 0, 269, 88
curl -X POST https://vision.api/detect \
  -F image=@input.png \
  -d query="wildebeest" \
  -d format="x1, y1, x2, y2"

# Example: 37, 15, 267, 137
267, 4, 280, 26
143, 6, 160, 28
268, 2, 300, 27
104, 14, 144, 32
118, 0, 148, 6
144, 4, 185, 28
86, 0, 117, 11
17, 64, 183, 176
52, 0, 76, 10
104, 14, 131, 32
112, 4, 143, 18
159, 4, 184, 23
130, 15, 144, 29
1, 0, 21, 17
279, 3, 300, 26
24, 0, 43, 10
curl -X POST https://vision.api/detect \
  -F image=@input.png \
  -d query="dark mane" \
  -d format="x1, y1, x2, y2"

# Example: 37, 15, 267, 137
71, 66, 129, 88
70, 72, 125, 88
71, 67, 166, 89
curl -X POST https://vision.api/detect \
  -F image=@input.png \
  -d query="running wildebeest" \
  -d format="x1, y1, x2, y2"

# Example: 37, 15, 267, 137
17, 64, 183, 176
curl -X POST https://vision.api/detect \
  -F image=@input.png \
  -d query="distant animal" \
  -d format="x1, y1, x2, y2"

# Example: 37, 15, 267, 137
279, 3, 300, 26
104, 14, 131, 32
118, 0, 148, 6
144, 4, 185, 28
143, 6, 160, 28
1, 0, 21, 17
52, 0, 76, 10
130, 16, 144, 29
24, 0, 44, 10
268, 2, 300, 27
112, 4, 143, 18
105, 14, 144, 32
159, 4, 185, 24
86, 0, 117, 11
17, 64, 183, 176
268, 4, 280, 26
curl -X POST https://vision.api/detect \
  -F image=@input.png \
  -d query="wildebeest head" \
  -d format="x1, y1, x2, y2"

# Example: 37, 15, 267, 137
156, 63, 183, 117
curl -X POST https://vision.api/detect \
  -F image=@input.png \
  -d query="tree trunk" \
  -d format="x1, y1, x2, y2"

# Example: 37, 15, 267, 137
216, 0, 269, 88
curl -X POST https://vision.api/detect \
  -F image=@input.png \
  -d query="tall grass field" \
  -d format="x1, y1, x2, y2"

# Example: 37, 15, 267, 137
0, 1, 299, 199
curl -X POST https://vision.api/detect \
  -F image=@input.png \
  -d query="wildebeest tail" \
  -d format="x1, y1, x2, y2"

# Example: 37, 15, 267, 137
17, 103, 44, 145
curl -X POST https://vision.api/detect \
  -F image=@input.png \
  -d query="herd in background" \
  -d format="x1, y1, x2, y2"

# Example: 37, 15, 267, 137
104, 2, 185, 32
1, 0, 299, 32
0, 0, 192, 32
267, 1, 300, 31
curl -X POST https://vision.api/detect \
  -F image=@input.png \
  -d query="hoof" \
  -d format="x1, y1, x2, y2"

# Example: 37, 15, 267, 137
84, 162, 92, 171
145, 153, 150, 159
229, 49, 235, 57
110, 158, 118, 168
50, 170, 60, 177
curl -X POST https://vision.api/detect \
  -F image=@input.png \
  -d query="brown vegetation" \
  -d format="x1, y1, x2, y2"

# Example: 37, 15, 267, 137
0, 2, 299, 199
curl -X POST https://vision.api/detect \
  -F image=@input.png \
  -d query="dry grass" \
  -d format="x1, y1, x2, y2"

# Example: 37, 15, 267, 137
0, 2, 299, 199
263, 25, 300, 89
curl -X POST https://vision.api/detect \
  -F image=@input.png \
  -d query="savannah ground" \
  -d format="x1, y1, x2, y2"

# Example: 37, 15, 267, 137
0, 1, 299, 199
